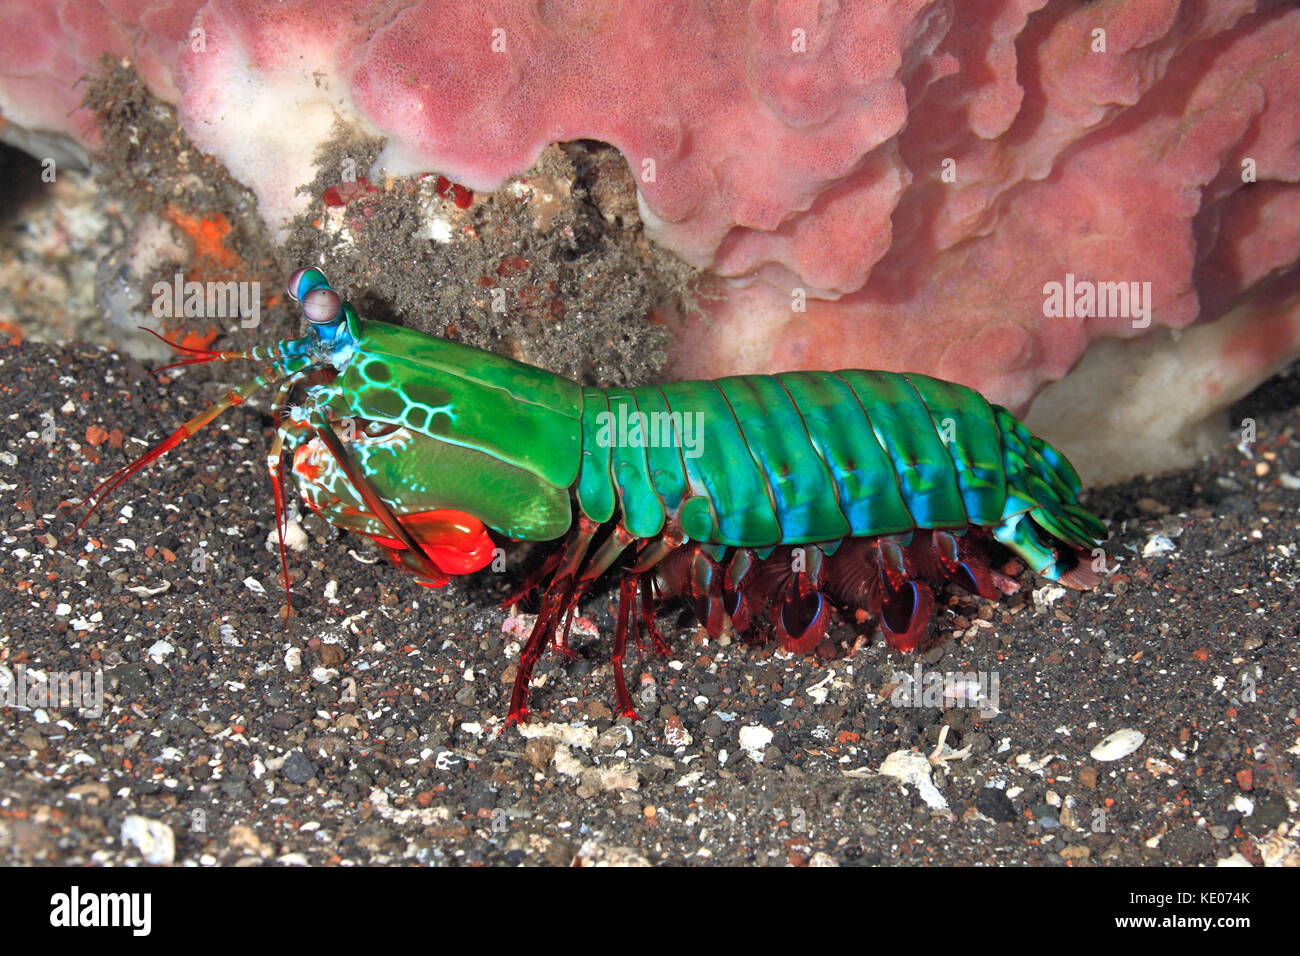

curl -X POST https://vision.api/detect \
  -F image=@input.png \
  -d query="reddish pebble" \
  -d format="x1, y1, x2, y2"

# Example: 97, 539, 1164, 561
322, 177, 377, 207
664, 715, 689, 747
496, 255, 530, 277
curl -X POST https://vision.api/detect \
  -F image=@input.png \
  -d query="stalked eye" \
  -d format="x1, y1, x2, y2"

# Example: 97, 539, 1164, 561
302, 287, 343, 325
287, 266, 329, 302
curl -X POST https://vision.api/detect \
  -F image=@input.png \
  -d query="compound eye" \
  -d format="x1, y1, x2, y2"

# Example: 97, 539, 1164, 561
286, 267, 309, 300
302, 287, 343, 325
287, 266, 328, 302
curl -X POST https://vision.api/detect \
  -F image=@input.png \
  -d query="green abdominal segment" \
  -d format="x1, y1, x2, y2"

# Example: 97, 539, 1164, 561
575, 370, 1106, 572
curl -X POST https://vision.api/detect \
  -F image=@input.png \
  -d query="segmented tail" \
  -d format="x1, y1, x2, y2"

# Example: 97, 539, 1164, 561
991, 406, 1107, 586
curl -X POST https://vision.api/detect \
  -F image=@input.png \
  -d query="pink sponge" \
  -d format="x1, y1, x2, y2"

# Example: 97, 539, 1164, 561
350, 0, 935, 294
670, 3, 1300, 411
0, 0, 199, 143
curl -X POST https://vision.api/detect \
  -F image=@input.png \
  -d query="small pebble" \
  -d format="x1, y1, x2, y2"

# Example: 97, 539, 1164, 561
664, 715, 692, 748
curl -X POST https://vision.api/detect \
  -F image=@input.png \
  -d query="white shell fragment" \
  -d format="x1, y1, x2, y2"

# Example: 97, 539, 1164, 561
738, 725, 774, 762
1142, 534, 1176, 557
146, 640, 174, 664
879, 750, 949, 812
1090, 728, 1145, 762
126, 580, 171, 597
265, 520, 309, 553
1032, 585, 1066, 612
121, 815, 175, 865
